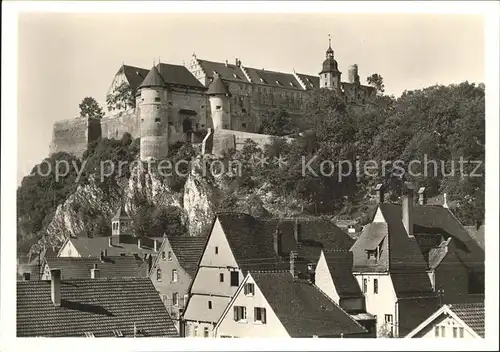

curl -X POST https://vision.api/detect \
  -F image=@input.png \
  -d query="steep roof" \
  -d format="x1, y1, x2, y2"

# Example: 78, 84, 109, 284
153, 236, 207, 277
391, 272, 435, 298
206, 74, 231, 96
251, 272, 367, 337
296, 73, 320, 89
398, 295, 440, 337
17, 278, 179, 337
322, 250, 363, 299
244, 67, 303, 90
121, 65, 150, 90
112, 204, 130, 221
45, 256, 148, 279
61, 235, 162, 258
195, 59, 249, 83
448, 302, 485, 337
138, 66, 166, 89
157, 63, 206, 88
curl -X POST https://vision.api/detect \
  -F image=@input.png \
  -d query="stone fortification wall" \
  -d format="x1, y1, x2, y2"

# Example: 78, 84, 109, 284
50, 117, 101, 158
100, 108, 140, 140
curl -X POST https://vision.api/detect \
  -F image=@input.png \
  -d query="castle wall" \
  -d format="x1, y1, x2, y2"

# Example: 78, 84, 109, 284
101, 108, 140, 140
50, 117, 101, 158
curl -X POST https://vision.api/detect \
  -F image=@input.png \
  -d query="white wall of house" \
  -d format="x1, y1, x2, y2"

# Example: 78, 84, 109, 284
199, 219, 238, 268
354, 273, 397, 336
372, 207, 385, 223
185, 321, 216, 338
315, 251, 340, 304
57, 240, 80, 258
215, 275, 290, 338
411, 314, 477, 339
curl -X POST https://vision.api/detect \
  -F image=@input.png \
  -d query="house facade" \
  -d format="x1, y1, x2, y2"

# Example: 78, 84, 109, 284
149, 235, 207, 333
405, 303, 484, 339
214, 272, 369, 338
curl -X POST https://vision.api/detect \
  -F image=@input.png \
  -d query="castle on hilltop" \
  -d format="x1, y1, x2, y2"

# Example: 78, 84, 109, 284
50, 39, 376, 160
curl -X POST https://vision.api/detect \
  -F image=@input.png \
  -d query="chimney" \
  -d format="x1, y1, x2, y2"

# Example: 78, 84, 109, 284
307, 263, 316, 284
273, 229, 283, 257
108, 237, 113, 247
402, 182, 415, 238
100, 250, 105, 262
290, 251, 298, 278
50, 269, 61, 307
418, 187, 427, 205
375, 183, 384, 204
235, 58, 240, 67
23, 272, 31, 281
90, 264, 100, 279
225, 60, 228, 67
154, 240, 159, 252
138, 238, 142, 250
294, 219, 301, 243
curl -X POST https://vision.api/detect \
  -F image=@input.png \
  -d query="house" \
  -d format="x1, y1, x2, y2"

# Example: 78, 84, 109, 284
350, 183, 441, 337
149, 235, 207, 333
17, 269, 179, 337
213, 271, 369, 338
405, 302, 484, 339
314, 249, 376, 335
40, 254, 149, 280
57, 234, 162, 259
182, 212, 354, 337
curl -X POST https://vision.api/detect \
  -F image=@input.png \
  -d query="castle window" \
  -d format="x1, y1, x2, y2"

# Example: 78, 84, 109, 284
155, 118, 161, 122
168, 101, 173, 106
242, 123, 247, 128
156, 106, 160, 110
241, 108, 247, 113
216, 106, 222, 110
155, 97, 161, 102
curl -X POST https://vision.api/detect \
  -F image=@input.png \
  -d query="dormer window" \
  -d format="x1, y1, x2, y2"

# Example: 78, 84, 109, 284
275, 80, 282, 86
367, 249, 377, 260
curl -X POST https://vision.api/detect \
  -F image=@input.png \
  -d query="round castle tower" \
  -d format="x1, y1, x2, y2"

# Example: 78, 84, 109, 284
138, 66, 169, 161
348, 64, 360, 84
206, 73, 231, 130
319, 37, 342, 91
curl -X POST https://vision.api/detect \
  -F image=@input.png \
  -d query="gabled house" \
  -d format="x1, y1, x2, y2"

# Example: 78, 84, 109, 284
17, 269, 179, 337
149, 235, 207, 332
182, 212, 354, 338
405, 302, 484, 339
213, 271, 369, 338
40, 254, 148, 280
350, 183, 440, 337
314, 249, 376, 335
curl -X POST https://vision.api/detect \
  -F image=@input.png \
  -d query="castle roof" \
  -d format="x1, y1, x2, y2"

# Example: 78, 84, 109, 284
206, 74, 231, 96
121, 65, 150, 90
156, 63, 205, 88
138, 66, 167, 89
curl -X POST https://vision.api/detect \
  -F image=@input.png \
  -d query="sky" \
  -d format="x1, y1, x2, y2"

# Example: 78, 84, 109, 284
17, 12, 485, 185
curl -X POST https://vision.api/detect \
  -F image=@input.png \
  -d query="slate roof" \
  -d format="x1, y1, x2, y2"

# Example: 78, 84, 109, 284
62, 235, 162, 258
120, 65, 150, 90
195, 59, 249, 83
398, 295, 440, 337
215, 213, 353, 274
206, 74, 231, 96
44, 256, 148, 279
449, 302, 485, 337
251, 272, 367, 337
391, 272, 435, 298
322, 250, 363, 299
17, 278, 179, 337
168, 236, 207, 277
244, 67, 303, 90
138, 66, 167, 89
112, 204, 130, 221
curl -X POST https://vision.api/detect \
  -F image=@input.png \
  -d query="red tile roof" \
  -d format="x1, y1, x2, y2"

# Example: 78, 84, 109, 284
17, 277, 179, 337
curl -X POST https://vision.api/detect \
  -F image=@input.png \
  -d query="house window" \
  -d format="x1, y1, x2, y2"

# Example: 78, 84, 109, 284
233, 306, 246, 322
242, 123, 247, 128
453, 327, 458, 338
155, 117, 161, 122
161, 251, 166, 260
242, 108, 247, 113
459, 327, 464, 338
224, 125, 228, 128
171, 269, 178, 282
167, 251, 172, 261
363, 278, 367, 293
220, 273, 224, 282
193, 326, 198, 337
254, 307, 266, 324
441, 326, 446, 337
435, 326, 440, 337
172, 292, 179, 306
208, 300, 212, 309
215, 246, 218, 255
230, 272, 239, 287
216, 106, 222, 110
168, 101, 173, 106
156, 269, 162, 281
155, 97, 161, 102
374, 278, 378, 294
367, 249, 377, 260
244, 283, 255, 296
203, 327, 209, 338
